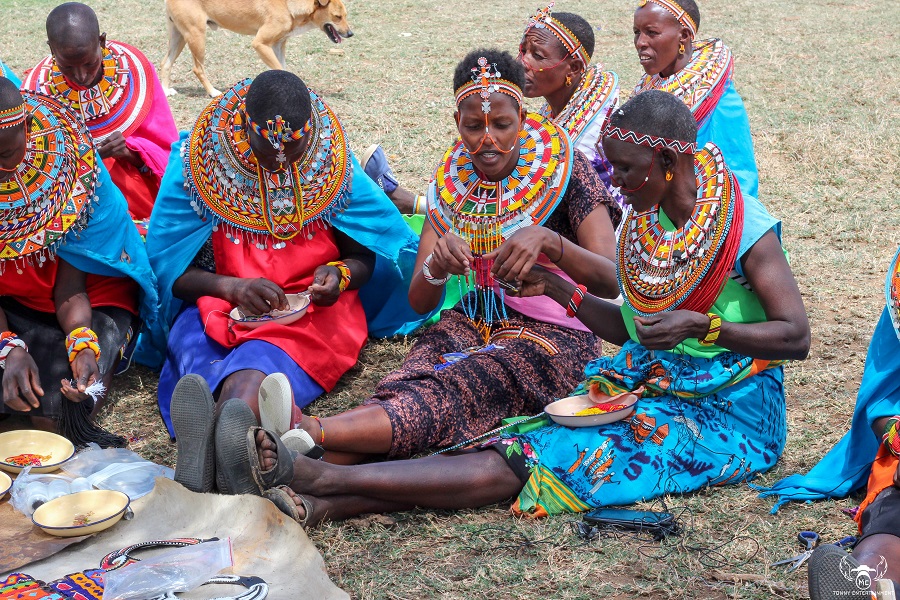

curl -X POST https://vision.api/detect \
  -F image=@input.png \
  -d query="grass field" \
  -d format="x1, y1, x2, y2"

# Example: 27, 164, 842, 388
2, 0, 899, 597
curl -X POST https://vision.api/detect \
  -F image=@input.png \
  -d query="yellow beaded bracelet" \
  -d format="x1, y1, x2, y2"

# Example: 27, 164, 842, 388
326, 261, 351, 293
698, 313, 722, 346
66, 327, 101, 363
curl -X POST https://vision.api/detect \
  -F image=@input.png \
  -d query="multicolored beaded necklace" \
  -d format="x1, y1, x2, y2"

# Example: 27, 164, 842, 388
23, 41, 153, 141
539, 65, 619, 145
617, 142, 743, 316
634, 39, 734, 126
887, 246, 900, 340
427, 112, 573, 339
184, 79, 351, 248
0, 92, 99, 272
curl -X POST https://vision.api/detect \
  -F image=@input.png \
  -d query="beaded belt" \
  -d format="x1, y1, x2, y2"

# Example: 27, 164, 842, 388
489, 326, 560, 356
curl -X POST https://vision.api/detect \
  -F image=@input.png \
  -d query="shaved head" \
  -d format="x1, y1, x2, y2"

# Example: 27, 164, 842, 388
0, 77, 24, 111
47, 2, 101, 48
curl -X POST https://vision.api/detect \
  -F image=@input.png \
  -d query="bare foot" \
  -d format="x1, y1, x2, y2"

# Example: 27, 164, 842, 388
256, 429, 278, 471
279, 486, 324, 526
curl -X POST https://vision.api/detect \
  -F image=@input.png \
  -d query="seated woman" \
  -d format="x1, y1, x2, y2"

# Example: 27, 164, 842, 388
518, 4, 621, 205
632, 0, 759, 201
759, 248, 900, 598
142, 70, 429, 492
205, 48, 621, 476
227, 89, 811, 525
0, 78, 157, 447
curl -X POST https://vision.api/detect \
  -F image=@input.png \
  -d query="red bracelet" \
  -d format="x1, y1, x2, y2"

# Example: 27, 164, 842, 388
566, 284, 587, 318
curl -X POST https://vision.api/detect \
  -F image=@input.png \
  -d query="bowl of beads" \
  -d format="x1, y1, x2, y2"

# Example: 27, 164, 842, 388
545, 388, 642, 428
0, 430, 76, 474
0, 471, 11, 500
229, 293, 311, 329
32, 489, 130, 537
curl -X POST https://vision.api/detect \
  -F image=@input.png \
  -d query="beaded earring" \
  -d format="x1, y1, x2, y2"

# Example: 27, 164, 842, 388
565, 74, 572, 86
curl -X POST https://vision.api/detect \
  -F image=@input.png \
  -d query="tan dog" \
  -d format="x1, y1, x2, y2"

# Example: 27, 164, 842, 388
161, 0, 353, 97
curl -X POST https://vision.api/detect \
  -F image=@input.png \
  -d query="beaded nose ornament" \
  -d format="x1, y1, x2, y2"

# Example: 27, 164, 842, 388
454, 57, 524, 156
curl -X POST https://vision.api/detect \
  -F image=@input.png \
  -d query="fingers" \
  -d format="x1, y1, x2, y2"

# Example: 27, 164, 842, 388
60, 379, 87, 403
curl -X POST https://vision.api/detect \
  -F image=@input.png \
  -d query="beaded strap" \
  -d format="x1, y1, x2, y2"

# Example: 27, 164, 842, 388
0, 331, 28, 370
883, 417, 900, 457
326, 261, 351, 292
66, 327, 101, 363
566, 284, 587, 318
698, 313, 722, 346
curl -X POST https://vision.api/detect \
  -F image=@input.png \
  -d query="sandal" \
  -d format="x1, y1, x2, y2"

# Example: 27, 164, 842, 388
214, 398, 260, 495
247, 426, 295, 494
258, 373, 293, 439
171, 374, 216, 493
263, 485, 313, 527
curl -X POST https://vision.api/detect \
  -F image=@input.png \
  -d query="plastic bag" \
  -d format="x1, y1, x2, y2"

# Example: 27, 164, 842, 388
65, 444, 173, 499
9, 466, 76, 516
102, 538, 234, 600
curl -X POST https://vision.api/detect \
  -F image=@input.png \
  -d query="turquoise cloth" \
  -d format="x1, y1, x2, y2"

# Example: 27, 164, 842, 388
135, 133, 433, 369
756, 308, 900, 512
698, 81, 759, 204
59, 161, 158, 322
1, 60, 20, 86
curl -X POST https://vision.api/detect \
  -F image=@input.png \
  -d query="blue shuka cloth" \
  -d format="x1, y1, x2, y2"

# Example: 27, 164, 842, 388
134, 132, 434, 369
1, 60, 21, 86
756, 308, 900, 512
698, 81, 760, 203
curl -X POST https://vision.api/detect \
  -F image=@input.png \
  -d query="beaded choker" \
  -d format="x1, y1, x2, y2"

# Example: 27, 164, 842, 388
539, 65, 618, 144
23, 41, 154, 141
601, 120, 697, 155
0, 103, 25, 129
455, 57, 523, 113
617, 142, 743, 316
185, 79, 350, 246
638, 0, 697, 36
635, 39, 734, 126
525, 2, 591, 68
0, 92, 99, 268
887, 246, 900, 340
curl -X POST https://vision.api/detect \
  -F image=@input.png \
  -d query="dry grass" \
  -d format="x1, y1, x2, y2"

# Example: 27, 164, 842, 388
2, 0, 899, 597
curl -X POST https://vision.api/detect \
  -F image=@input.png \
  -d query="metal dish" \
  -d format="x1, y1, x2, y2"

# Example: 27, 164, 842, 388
0, 430, 76, 474
229, 292, 311, 329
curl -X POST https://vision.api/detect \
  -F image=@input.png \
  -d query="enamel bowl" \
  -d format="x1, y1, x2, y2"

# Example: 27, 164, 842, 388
545, 391, 640, 428
0, 471, 11, 500
0, 430, 76, 474
32, 489, 130, 537
229, 293, 311, 329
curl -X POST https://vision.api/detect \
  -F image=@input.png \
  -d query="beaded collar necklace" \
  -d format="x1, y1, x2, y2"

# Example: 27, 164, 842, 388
185, 79, 350, 247
0, 92, 99, 272
24, 41, 153, 141
617, 142, 743, 316
887, 246, 900, 340
539, 65, 618, 144
634, 39, 734, 126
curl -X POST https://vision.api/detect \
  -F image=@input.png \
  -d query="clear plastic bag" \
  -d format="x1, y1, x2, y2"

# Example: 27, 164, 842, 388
9, 466, 77, 516
65, 444, 174, 499
102, 538, 234, 600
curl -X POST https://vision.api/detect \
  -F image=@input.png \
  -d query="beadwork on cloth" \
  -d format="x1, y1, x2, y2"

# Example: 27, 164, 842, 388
886, 246, 900, 340
617, 143, 743, 317
0, 91, 99, 267
184, 79, 351, 244
23, 42, 153, 142
634, 39, 734, 126
539, 65, 618, 144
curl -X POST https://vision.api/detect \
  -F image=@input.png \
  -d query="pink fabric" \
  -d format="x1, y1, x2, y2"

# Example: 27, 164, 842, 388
123, 60, 178, 180
502, 256, 592, 332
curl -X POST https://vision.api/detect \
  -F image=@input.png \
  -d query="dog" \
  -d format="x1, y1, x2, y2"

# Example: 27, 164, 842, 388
161, 0, 353, 97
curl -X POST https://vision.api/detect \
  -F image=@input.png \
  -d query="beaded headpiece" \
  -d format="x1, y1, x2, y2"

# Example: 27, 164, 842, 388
0, 102, 25, 129
601, 112, 697, 154
245, 112, 309, 150
455, 57, 524, 114
638, 0, 697, 37
524, 2, 591, 68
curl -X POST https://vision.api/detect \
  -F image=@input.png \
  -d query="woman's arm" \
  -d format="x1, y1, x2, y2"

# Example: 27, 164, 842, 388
306, 229, 376, 307
408, 223, 473, 315
0, 307, 43, 411
53, 259, 99, 400
173, 267, 289, 316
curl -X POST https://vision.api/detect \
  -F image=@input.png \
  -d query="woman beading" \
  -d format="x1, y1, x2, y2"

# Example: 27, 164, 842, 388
235, 90, 810, 526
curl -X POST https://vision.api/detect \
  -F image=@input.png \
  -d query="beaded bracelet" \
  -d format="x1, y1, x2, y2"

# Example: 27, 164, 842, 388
698, 313, 722, 346
565, 284, 587, 318
66, 327, 101, 364
0, 331, 28, 370
421, 253, 451, 286
326, 261, 351, 292
883, 416, 900, 457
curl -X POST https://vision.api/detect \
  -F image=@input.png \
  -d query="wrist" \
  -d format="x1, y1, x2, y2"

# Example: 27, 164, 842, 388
883, 417, 900, 457
0, 332, 28, 370
697, 312, 722, 346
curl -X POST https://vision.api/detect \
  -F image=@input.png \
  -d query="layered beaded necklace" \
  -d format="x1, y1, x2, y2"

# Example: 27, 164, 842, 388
540, 65, 619, 145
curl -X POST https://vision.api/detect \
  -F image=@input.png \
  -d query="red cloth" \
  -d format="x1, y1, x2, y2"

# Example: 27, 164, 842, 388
855, 446, 899, 534
197, 228, 368, 391
103, 157, 159, 221
0, 260, 139, 315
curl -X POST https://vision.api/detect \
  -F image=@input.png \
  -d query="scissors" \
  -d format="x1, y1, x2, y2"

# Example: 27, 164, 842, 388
770, 531, 857, 572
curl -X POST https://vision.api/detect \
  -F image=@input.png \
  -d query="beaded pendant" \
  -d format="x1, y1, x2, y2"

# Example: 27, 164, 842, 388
0, 92, 98, 266
887, 246, 900, 340
24, 41, 153, 142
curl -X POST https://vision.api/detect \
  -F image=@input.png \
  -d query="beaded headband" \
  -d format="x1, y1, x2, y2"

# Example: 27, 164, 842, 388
601, 120, 697, 155
525, 2, 591, 68
0, 102, 26, 129
454, 57, 524, 114
245, 111, 310, 150
638, 0, 697, 37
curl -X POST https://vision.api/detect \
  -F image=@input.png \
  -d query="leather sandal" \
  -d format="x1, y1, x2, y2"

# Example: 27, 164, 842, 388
263, 485, 313, 527
247, 426, 296, 494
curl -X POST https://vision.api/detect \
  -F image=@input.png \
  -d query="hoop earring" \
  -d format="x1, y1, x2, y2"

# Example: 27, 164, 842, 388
665, 170, 673, 181
678, 43, 685, 55
565, 74, 572, 86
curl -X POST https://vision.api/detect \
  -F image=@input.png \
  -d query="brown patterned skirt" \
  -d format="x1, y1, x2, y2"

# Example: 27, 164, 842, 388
364, 299, 602, 458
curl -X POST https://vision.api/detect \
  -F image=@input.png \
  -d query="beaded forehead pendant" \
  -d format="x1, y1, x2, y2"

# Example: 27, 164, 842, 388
473, 57, 501, 114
